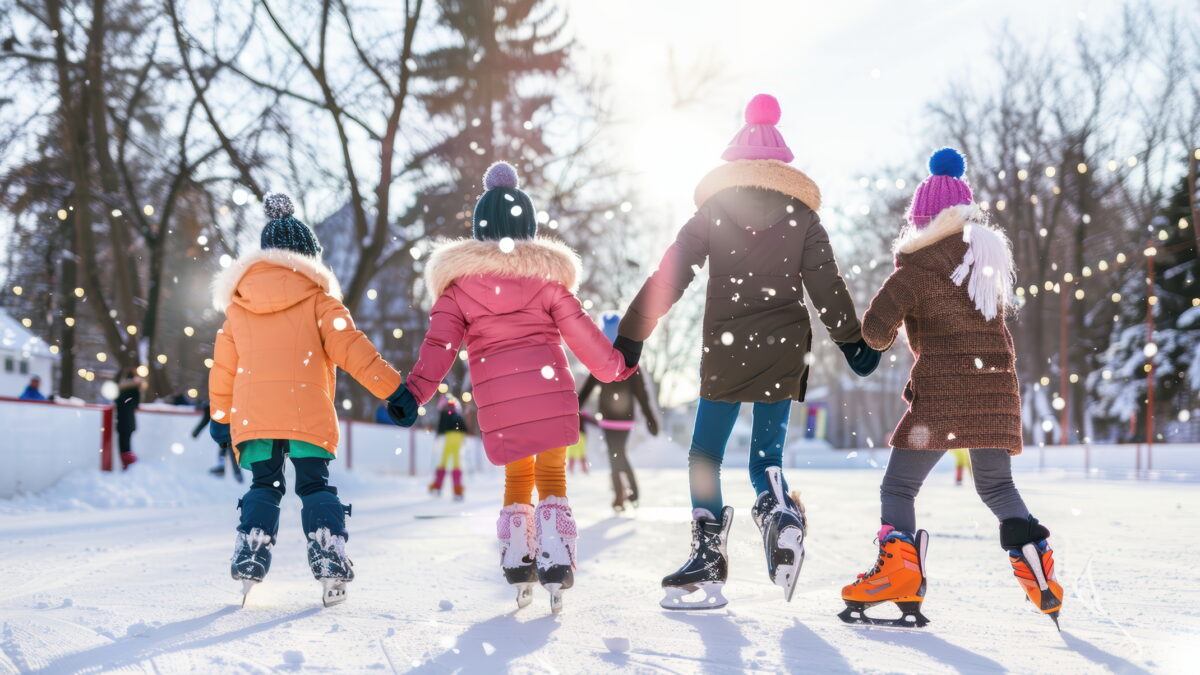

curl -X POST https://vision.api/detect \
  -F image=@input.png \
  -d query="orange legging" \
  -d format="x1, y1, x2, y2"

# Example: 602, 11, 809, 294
503, 446, 567, 506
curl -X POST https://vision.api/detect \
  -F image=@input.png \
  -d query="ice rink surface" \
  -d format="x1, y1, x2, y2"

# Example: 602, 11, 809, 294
1, 462, 1196, 674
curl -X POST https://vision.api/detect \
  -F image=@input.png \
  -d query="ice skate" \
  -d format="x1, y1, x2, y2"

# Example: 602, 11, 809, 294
1001, 516, 1063, 629
751, 466, 806, 601
231, 528, 274, 607
660, 506, 733, 610
497, 503, 538, 609
307, 527, 354, 607
534, 496, 576, 614
840, 526, 930, 628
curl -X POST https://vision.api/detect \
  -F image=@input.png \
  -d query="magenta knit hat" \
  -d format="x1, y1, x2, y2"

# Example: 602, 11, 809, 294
721, 94, 794, 163
908, 148, 973, 227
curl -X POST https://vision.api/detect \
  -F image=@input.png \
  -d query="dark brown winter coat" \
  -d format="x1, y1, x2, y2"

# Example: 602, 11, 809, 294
862, 205, 1023, 455
619, 160, 862, 402
578, 369, 658, 432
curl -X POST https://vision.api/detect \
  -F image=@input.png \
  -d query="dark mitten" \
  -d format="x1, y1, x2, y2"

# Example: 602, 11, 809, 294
386, 386, 420, 427
838, 338, 882, 377
209, 420, 232, 445
646, 416, 659, 436
999, 515, 1051, 550
612, 335, 643, 369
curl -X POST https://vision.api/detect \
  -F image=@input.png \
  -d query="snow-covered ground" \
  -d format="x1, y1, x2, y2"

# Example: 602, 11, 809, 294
1, 459, 1196, 674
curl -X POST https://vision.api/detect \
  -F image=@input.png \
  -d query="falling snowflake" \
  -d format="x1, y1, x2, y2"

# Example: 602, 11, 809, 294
499, 237, 515, 253
720, 332, 734, 346
540, 365, 555, 379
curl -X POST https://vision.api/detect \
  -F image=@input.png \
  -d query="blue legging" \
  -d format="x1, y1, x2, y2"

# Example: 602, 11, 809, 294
689, 398, 791, 514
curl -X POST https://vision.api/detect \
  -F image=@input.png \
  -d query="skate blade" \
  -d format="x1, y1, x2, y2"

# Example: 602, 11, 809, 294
660, 583, 728, 611
774, 528, 805, 602
515, 582, 535, 609
837, 605, 930, 628
544, 583, 564, 614
240, 579, 258, 608
321, 579, 348, 607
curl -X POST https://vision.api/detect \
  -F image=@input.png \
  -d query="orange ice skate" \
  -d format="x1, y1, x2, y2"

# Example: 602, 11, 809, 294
839, 525, 930, 627
1002, 516, 1063, 629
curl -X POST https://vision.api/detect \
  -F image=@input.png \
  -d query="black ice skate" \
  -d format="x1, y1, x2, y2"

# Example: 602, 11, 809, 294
751, 466, 806, 601
660, 506, 733, 610
307, 528, 355, 607
231, 528, 274, 607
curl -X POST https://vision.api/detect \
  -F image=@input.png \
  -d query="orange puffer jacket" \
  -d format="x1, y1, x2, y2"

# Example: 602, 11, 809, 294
208, 249, 402, 454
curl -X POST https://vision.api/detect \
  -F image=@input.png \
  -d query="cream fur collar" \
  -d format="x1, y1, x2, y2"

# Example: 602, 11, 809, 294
895, 204, 979, 255
694, 159, 822, 211
424, 237, 581, 297
211, 249, 341, 311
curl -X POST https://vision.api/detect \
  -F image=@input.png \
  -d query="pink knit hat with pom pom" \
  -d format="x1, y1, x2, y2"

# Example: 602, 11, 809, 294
722, 94, 794, 163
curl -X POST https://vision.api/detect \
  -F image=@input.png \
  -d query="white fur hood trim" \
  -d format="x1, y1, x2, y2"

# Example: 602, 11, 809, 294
894, 204, 1015, 321
895, 204, 978, 254
694, 159, 822, 212
211, 249, 342, 311
424, 237, 581, 297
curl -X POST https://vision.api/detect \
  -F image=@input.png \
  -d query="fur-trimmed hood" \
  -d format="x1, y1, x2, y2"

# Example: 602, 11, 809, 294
212, 249, 342, 313
424, 237, 581, 298
894, 204, 1015, 321
895, 204, 977, 255
694, 159, 821, 211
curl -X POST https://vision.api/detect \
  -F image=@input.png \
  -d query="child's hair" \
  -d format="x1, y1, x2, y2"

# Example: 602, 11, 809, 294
472, 162, 538, 242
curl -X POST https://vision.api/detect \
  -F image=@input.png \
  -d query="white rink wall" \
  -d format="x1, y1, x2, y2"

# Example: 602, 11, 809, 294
0, 398, 497, 498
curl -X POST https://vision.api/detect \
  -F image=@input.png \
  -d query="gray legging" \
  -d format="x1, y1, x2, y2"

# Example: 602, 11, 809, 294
881, 448, 1030, 533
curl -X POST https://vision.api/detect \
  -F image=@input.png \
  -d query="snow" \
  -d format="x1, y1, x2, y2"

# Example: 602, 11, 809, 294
1, 453, 1196, 674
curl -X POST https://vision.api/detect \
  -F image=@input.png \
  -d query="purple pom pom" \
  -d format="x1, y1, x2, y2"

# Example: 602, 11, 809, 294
483, 162, 519, 191
263, 192, 294, 220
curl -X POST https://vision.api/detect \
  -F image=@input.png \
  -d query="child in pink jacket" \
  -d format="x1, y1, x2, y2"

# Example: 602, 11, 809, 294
390, 161, 637, 613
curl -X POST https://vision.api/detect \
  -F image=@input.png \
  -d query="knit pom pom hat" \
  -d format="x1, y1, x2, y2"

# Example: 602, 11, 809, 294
908, 148, 973, 227
473, 162, 538, 242
721, 94, 794, 163
260, 193, 322, 257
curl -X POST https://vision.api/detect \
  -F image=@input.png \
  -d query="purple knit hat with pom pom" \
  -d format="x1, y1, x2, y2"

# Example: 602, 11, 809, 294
722, 94, 794, 163
908, 148, 973, 227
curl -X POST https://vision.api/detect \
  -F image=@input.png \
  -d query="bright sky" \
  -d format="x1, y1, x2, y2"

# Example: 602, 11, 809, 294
563, 0, 1174, 236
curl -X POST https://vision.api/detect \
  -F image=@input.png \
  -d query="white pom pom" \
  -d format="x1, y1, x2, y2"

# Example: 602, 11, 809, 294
264, 193, 294, 220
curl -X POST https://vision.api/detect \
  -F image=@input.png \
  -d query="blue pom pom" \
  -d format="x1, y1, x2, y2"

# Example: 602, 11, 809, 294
928, 148, 966, 178
483, 162, 519, 190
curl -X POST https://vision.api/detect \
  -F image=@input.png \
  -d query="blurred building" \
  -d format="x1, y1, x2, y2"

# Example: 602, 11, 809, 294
0, 309, 58, 396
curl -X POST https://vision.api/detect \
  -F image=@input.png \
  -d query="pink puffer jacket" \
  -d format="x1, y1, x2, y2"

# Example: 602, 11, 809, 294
406, 238, 636, 465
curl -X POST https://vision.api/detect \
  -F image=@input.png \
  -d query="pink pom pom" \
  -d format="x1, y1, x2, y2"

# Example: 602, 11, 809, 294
744, 94, 781, 125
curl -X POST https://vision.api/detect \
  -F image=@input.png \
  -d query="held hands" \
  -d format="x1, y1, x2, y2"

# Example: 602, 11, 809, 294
838, 338, 882, 377
613, 335, 643, 369
386, 384, 420, 427
209, 419, 231, 445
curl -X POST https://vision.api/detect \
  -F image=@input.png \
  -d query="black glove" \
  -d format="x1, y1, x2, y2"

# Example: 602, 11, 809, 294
838, 338, 882, 377
613, 335, 643, 369
645, 416, 659, 437
386, 385, 420, 427
209, 420, 231, 445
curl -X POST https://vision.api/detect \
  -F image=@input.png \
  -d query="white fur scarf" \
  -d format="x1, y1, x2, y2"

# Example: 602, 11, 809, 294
950, 223, 1015, 321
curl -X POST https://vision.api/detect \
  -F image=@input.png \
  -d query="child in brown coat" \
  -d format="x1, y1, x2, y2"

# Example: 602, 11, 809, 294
839, 149, 1063, 629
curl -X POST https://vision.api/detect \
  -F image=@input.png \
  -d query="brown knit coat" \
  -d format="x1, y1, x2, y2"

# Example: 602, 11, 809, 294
619, 160, 862, 403
862, 205, 1023, 455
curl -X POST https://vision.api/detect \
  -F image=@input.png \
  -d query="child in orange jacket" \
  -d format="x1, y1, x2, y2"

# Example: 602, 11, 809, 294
209, 193, 404, 606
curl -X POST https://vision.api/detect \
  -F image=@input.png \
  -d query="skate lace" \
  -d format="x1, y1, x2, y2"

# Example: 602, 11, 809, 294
856, 541, 886, 582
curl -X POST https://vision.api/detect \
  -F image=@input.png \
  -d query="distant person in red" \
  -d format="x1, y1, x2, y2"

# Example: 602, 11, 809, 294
114, 366, 144, 470
19, 375, 47, 401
